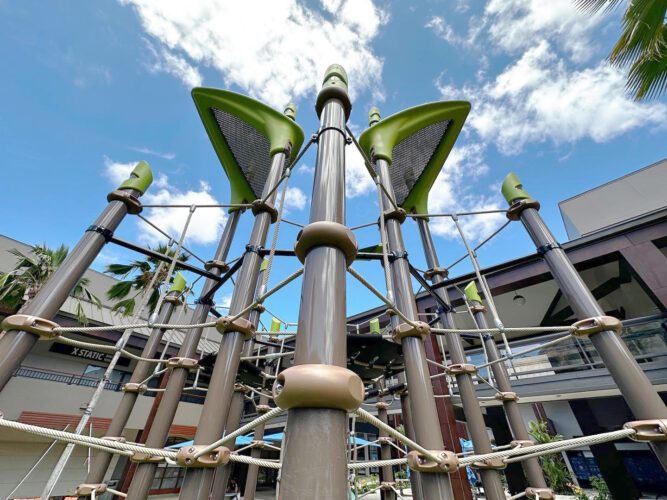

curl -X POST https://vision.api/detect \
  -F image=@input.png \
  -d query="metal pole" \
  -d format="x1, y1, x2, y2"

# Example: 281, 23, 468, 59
466, 281, 549, 492
414, 216, 505, 499
178, 131, 291, 499
279, 65, 353, 498
399, 384, 424, 500
369, 131, 454, 497
0, 162, 153, 391
242, 391, 270, 500
80, 282, 184, 490
502, 172, 667, 470
376, 385, 397, 500
124, 209, 241, 499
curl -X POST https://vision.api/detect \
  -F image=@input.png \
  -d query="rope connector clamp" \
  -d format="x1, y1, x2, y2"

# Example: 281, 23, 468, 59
85, 224, 114, 242
407, 450, 458, 473
107, 189, 143, 214
379, 207, 407, 224
130, 452, 165, 464
204, 259, 230, 273
75, 483, 107, 497
122, 383, 148, 394
494, 391, 519, 402
625, 419, 667, 442
166, 357, 199, 371
510, 439, 534, 448
526, 487, 556, 499
506, 198, 540, 221
1, 314, 60, 340
251, 199, 279, 223
472, 458, 506, 470
215, 316, 256, 340
424, 267, 449, 281
445, 363, 478, 376
256, 404, 272, 414
392, 321, 431, 342
571, 315, 622, 338
176, 445, 231, 468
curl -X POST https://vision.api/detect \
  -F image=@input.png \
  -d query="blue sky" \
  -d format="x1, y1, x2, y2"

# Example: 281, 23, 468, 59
1, 0, 665, 322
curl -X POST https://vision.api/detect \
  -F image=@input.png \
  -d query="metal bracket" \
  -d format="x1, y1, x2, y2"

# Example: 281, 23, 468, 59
251, 199, 279, 223
424, 267, 448, 281
252, 439, 268, 449
378, 436, 394, 445
375, 401, 390, 410
85, 224, 114, 242
204, 259, 230, 273
176, 445, 231, 468
102, 436, 127, 443
510, 440, 534, 448
255, 404, 272, 414
380, 482, 396, 491
294, 221, 358, 266
273, 364, 364, 411
525, 487, 556, 499
107, 189, 143, 215
1, 314, 60, 340
469, 303, 486, 313
406, 450, 459, 473
471, 458, 506, 470
380, 207, 407, 224
494, 391, 519, 402
313, 126, 348, 143
166, 357, 199, 371
624, 419, 667, 442
130, 452, 165, 464
75, 483, 108, 497
122, 383, 148, 394
445, 363, 478, 376
536, 242, 561, 256
195, 296, 214, 306
571, 315, 622, 338
253, 303, 266, 313
506, 198, 540, 221
392, 321, 430, 342
163, 294, 183, 305
215, 316, 256, 340
388, 250, 409, 262
245, 244, 264, 255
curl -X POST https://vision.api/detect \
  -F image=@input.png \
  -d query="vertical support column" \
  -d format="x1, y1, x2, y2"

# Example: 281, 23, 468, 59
370, 155, 454, 496
0, 161, 153, 391
397, 374, 425, 500
80, 275, 186, 491
376, 386, 397, 500
178, 140, 291, 500
124, 209, 241, 499
279, 65, 357, 498
465, 281, 551, 497
502, 172, 667, 471
414, 217, 505, 499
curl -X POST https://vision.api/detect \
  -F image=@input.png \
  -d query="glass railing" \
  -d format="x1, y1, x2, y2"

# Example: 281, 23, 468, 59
13, 366, 124, 391
465, 315, 667, 383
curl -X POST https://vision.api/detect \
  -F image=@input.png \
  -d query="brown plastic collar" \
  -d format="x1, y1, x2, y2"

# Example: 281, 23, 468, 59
294, 221, 358, 266
107, 189, 143, 215
506, 198, 540, 221
407, 450, 458, 473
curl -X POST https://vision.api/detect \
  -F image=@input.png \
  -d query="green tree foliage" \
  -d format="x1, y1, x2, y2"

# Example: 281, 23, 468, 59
0, 244, 101, 324
578, 0, 667, 100
528, 420, 572, 493
105, 244, 188, 316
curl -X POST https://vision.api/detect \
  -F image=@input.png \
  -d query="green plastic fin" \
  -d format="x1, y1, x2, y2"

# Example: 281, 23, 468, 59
368, 106, 382, 126
284, 102, 297, 121
170, 272, 187, 293
501, 172, 531, 205
358, 101, 471, 214
464, 281, 482, 304
260, 258, 270, 272
369, 317, 381, 334
358, 243, 383, 254
270, 317, 281, 333
119, 161, 153, 195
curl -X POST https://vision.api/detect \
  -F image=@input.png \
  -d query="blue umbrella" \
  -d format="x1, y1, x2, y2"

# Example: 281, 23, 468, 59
262, 432, 379, 447
168, 434, 254, 448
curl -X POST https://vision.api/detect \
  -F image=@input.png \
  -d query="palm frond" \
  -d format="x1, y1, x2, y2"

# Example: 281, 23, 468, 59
574, 0, 624, 14
609, 0, 666, 68
626, 48, 667, 99
107, 280, 134, 300
111, 298, 137, 317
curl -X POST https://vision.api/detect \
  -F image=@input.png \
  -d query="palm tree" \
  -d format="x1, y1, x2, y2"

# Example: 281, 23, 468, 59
578, 0, 667, 100
0, 244, 101, 324
105, 244, 189, 316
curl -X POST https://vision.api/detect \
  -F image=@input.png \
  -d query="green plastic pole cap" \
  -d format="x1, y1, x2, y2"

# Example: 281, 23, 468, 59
270, 317, 281, 333
368, 106, 382, 127
169, 272, 187, 293
119, 160, 153, 195
464, 281, 483, 304
316, 63, 351, 118
369, 317, 381, 334
284, 102, 297, 121
501, 172, 531, 205
322, 64, 349, 90
260, 258, 270, 272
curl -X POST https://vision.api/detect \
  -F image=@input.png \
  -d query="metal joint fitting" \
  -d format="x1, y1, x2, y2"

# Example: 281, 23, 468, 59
536, 242, 562, 256
379, 207, 407, 224
272, 364, 364, 411
75, 483, 107, 497
130, 452, 165, 464
406, 450, 459, 473
253, 303, 266, 313
107, 189, 143, 215
392, 321, 431, 342
571, 315, 622, 338
469, 304, 486, 313
294, 221, 358, 266
510, 439, 534, 448
204, 259, 230, 273
215, 316, 256, 340
472, 458, 507, 470
375, 401, 390, 410
255, 404, 272, 414
494, 391, 519, 402
388, 250, 408, 262
378, 436, 394, 445
380, 481, 396, 491
624, 419, 667, 442
102, 436, 127, 443
526, 487, 556, 499
252, 439, 268, 449
506, 198, 540, 221
122, 383, 148, 394
176, 445, 231, 468
251, 199, 279, 223
424, 267, 449, 281
85, 224, 114, 242
163, 294, 183, 305
445, 363, 478, 376
166, 357, 199, 371
234, 383, 249, 393
1, 314, 60, 340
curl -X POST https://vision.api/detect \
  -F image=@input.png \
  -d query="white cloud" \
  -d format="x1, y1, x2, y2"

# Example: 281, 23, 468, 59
427, 143, 505, 242
297, 164, 315, 175
121, 0, 387, 107
346, 143, 375, 198
129, 146, 175, 160
283, 187, 307, 213
444, 41, 667, 155
103, 158, 227, 245
425, 16, 462, 46
218, 293, 233, 309
145, 41, 203, 88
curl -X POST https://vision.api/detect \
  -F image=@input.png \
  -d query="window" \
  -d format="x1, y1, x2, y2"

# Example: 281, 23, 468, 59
83, 365, 131, 386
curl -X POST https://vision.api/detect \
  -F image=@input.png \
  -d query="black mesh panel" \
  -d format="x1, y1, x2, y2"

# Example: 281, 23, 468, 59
390, 120, 451, 206
212, 108, 272, 199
